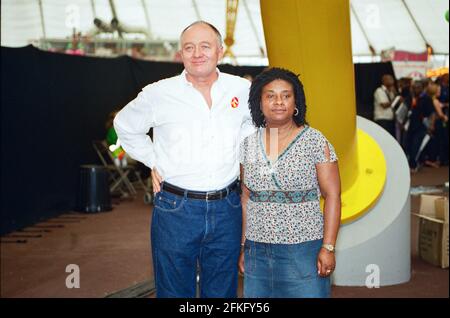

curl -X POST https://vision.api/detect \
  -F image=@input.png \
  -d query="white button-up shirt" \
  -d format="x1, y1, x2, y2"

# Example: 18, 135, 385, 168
114, 69, 255, 191
373, 85, 395, 120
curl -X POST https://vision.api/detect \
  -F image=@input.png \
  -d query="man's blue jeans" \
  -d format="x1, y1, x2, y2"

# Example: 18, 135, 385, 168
151, 186, 242, 298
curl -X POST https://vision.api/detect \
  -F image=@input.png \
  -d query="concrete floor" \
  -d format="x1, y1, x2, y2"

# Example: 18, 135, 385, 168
0, 166, 448, 298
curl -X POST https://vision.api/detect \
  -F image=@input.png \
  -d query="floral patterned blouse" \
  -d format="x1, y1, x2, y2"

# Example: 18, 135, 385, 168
239, 125, 338, 244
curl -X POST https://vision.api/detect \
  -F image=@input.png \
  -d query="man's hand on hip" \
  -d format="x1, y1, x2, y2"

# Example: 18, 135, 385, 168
151, 168, 163, 193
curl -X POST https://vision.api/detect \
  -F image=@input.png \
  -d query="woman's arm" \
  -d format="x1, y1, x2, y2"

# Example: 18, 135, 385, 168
432, 98, 448, 122
316, 145, 341, 277
317, 162, 341, 248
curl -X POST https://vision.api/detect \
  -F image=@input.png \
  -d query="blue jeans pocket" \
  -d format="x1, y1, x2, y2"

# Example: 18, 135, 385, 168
154, 191, 185, 212
225, 191, 242, 208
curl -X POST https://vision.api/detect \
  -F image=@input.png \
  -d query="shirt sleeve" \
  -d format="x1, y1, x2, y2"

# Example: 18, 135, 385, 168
237, 80, 256, 145
239, 113, 256, 145
113, 87, 157, 169
313, 131, 338, 164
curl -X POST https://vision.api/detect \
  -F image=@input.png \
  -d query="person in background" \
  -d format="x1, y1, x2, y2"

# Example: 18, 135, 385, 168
373, 74, 399, 138
436, 74, 449, 166
406, 81, 440, 171
396, 77, 413, 150
65, 32, 85, 56
438, 73, 449, 110
425, 82, 448, 167
238, 67, 341, 298
398, 77, 412, 100
403, 81, 423, 157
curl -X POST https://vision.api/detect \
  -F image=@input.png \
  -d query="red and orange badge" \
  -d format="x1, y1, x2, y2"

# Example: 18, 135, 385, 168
231, 97, 239, 108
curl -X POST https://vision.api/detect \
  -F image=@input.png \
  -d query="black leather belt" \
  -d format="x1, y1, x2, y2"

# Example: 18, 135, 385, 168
161, 180, 239, 201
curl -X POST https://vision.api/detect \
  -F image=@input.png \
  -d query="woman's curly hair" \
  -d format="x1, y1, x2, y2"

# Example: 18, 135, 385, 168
248, 67, 307, 128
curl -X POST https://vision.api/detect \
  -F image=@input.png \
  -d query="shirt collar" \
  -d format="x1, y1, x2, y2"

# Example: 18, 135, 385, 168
382, 85, 395, 95
180, 68, 222, 88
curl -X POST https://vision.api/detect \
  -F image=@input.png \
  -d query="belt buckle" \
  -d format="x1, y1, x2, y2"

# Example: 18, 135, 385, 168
206, 190, 217, 201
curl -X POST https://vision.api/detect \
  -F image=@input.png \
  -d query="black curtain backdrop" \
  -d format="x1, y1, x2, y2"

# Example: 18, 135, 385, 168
0, 45, 264, 235
1, 45, 394, 234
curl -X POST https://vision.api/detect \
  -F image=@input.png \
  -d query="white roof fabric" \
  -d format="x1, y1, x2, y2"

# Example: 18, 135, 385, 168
350, 0, 449, 55
1, 0, 449, 62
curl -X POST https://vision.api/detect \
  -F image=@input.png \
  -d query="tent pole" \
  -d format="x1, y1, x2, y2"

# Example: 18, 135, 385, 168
350, 3, 376, 56
401, 0, 432, 52
192, 0, 201, 21
90, 0, 97, 17
37, 0, 47, 47
140, 0, 153, 39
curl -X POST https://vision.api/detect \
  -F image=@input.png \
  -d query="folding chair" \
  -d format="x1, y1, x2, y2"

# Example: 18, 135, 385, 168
93, 140, 134, 197
93, 140, 154, 203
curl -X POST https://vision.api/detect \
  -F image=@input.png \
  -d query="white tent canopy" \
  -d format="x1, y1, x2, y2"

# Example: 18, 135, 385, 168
350, 0, 449, 55
1, 0, 449, 65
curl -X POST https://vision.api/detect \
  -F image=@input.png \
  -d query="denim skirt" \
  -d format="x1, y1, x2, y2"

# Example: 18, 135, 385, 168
243, 239, 331, 298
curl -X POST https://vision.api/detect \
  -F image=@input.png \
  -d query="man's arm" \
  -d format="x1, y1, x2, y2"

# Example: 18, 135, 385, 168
114, 90, 165, 192
374, 88, 391, 109
114, 89, 157, 169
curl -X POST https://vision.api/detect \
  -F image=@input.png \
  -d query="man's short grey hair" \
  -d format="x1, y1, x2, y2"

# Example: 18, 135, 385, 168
179, 20, 223, 49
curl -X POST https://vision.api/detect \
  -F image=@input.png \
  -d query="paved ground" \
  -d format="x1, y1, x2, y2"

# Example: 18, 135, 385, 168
1, 166, 448, 298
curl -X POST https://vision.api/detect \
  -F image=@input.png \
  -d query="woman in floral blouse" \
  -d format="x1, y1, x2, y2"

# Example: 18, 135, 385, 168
238, 67, 341, 298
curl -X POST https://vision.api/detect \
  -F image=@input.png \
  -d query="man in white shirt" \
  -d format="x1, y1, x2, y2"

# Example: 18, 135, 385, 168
114, 21, 254, 298
373, 74, 398, 137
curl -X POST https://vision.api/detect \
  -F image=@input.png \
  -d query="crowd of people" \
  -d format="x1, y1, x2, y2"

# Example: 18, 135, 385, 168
373, 73, 449, 172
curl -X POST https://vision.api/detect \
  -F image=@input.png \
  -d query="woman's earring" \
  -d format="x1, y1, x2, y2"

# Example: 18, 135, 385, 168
294, 107, 299, 117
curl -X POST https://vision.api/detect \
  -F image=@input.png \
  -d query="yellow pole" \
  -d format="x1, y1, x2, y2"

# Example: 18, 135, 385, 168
260, 0, 386, 223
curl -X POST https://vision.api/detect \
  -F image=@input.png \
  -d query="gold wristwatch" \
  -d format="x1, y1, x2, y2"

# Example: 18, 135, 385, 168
322, 243, 335, 253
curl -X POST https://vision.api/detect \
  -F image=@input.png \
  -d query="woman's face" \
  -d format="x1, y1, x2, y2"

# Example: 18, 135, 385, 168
260, 79, 296, 126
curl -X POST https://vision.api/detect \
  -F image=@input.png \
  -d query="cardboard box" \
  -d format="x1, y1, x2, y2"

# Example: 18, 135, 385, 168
435, 197, 448, 221
413, 194, 449, 268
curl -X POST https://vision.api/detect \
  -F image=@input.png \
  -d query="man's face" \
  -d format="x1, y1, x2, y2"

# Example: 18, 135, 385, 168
180, 23, 224, 79
383, 75, 394, 87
